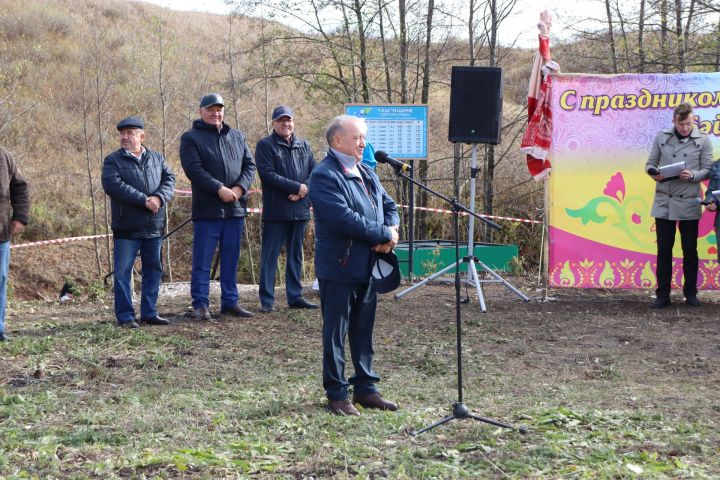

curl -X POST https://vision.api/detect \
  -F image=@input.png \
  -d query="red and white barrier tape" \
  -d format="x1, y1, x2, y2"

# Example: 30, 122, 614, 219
11, 208, 263, 250
11, 233, 113, 250
397, 204, 541, 224
174, 188, 261, 197
12, 198, 535, 251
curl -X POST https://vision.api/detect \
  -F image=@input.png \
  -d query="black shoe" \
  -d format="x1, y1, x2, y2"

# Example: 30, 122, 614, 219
685, 296, 702, 307
194, 306, 212, 321
289, 298, 318, 309
220, 303, 254, 318
141, 316, 170, 326
0, 333, 8, 342
119, 320, 140, 329
260, 304, 273, 313
353, 392, 399, 411
651, 297, 671, 309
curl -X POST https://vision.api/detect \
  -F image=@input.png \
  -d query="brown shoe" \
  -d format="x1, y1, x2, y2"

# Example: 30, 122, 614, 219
194, 306, 212, 321
220, 303, 254, 318
329, 398, 361, 416
353, 392, 398, 411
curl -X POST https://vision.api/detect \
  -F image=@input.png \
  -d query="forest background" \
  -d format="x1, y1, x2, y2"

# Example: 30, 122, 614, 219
2, 0, 720, 299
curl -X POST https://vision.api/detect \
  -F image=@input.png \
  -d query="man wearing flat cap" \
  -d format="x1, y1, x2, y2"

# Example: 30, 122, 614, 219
102, 116, 176, 328
255, 105, 317, 313
180, 94, 257, 321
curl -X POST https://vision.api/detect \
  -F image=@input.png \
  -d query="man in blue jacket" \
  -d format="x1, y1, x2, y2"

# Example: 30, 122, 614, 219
102, 116, 175, 328
179, 94, 257, 321
309, 115, 400, 416
256, 105, 317, 313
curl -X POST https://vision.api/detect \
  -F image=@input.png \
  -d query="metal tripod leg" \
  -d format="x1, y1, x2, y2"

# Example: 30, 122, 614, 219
395, 260, 461, 299
475, 260, 530, 302
410, 414, 456, 436
412, 402, 526, 436
466, 257, 486, 312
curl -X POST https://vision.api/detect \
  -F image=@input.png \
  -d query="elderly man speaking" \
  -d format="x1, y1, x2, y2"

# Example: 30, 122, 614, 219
309, 115, 400, 416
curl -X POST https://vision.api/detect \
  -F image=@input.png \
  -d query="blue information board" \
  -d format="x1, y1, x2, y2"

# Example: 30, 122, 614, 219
345, 104, 428, 159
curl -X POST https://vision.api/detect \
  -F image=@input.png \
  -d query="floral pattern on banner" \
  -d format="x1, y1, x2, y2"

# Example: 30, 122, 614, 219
547, 72, 720, 289
550, 256, 720, 289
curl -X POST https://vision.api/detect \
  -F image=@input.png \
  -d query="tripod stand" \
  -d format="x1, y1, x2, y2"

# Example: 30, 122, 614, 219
395, 144, 529, 311
389, 166, 525, 436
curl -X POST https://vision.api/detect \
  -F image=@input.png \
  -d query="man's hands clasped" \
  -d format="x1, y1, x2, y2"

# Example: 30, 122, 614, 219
372, 225, 399, 254
217, 185, 245, 203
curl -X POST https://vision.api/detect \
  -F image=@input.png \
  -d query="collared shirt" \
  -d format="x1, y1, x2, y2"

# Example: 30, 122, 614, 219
124, 146, 146, 161
330, 148, 361, 178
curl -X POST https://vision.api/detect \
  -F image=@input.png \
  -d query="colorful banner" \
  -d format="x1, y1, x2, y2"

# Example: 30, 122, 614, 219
548, 73, 720, 289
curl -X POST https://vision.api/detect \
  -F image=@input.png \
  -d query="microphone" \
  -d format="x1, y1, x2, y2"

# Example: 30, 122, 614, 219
697, 189, 720, 206
375, 150, 412, 173
647, 166, 659, 176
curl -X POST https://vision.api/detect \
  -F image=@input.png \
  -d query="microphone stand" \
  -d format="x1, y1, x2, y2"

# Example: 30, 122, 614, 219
388, 166, 526, 436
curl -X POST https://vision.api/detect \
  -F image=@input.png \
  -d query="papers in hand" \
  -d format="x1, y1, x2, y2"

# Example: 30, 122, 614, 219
708, 190, 720, 201
658, 161, 686, 179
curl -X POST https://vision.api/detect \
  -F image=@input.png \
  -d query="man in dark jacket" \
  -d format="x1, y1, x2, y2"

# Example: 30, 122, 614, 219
179, 93, 257, 321
256, 105, 317, 313
309, 115, 400, 416
102, 116, 175, 328
0, 145, 29, 342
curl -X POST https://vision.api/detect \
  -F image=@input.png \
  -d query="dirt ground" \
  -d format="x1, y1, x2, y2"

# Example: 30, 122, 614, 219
2, 275, 719, 477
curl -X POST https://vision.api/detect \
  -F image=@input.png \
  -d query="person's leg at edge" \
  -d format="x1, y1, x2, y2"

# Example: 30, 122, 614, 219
285, 221, 307, 305
190, 220, 222, 310
655, 217, 676, 300
219, 217, 243, 309
320, 279, 354, 401
679, 219, 699, 298
347, 282, 381, 397
0, 240, 10, 335
258, 221, 286, 308
113, 238, 141, 324
139, 237, 163, 319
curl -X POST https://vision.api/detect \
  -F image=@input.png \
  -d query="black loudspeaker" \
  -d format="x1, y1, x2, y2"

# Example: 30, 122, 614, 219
448, 66, 503, 144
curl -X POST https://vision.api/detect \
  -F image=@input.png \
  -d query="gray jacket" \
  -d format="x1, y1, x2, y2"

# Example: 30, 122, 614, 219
646, 126, 713, 220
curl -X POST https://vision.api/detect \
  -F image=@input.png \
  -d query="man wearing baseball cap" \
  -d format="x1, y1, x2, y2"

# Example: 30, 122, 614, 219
179, 94, 257, 321
255, 105, 317, 313
102, 116, 176, 328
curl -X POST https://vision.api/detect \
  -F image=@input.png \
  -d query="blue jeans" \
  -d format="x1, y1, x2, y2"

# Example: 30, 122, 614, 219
191, 218, 244, 309
0, 240, 9, 334
258, 220, 307, 307
113, 237, 163, 324
319, 279, 380, 401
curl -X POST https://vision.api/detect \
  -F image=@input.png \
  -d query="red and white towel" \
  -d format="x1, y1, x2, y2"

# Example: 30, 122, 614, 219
521, 10, 559, 180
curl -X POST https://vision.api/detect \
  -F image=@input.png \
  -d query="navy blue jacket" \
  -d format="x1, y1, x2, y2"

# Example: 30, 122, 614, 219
101, 148, 175, 239
255, 132, 316, 222
179, 120, 256, 220
309, 151, 399, 283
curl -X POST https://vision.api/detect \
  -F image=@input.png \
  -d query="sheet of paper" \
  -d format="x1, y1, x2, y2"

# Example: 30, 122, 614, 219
658, 161, 686, 178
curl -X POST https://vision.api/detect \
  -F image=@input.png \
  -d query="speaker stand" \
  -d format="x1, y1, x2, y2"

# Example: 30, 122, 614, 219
395, 144, 529, 311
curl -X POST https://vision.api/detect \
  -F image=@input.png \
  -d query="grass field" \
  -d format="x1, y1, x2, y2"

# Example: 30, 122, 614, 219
1, 281, 718, 479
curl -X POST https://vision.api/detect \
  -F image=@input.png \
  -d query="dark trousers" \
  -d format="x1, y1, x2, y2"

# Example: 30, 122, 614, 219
655, 217, 698, 299
113, 237, 163, 324
190, 218, 245, 309
319, 280, 380, 401
258, 220, 307, 307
